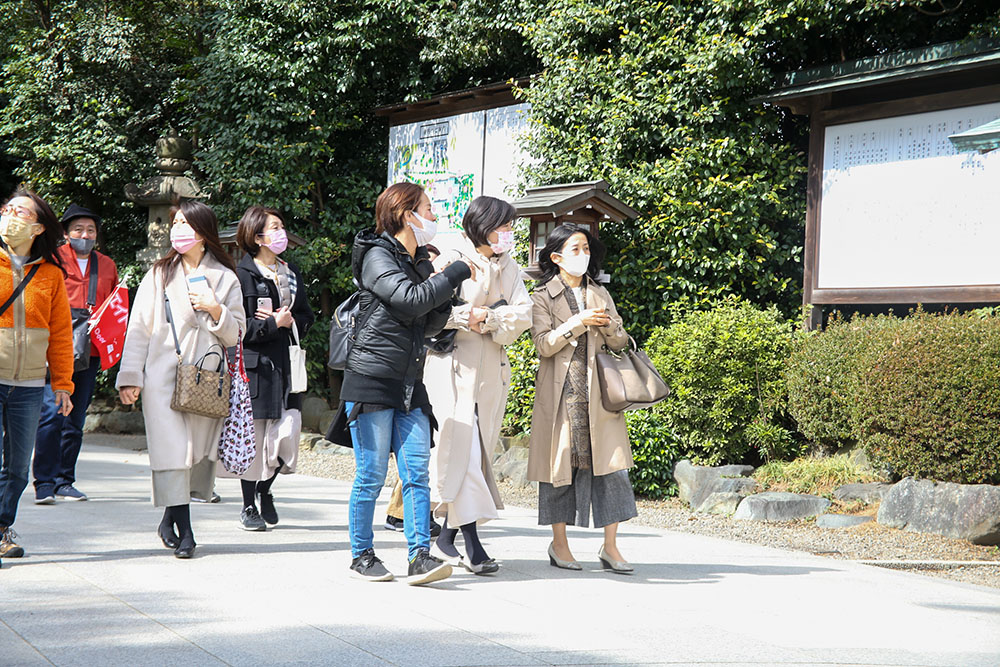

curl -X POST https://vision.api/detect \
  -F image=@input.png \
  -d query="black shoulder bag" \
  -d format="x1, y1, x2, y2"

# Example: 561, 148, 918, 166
71, 258, 99, 372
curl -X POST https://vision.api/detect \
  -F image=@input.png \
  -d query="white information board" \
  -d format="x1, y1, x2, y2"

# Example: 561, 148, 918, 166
818, 101, 1000, 289
387, 104, 530, 241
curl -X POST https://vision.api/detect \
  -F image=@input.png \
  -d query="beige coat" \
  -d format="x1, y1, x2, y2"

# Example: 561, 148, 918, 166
527, 277, 632, 487
425, 233, 533, 506
117, 255, 246, 471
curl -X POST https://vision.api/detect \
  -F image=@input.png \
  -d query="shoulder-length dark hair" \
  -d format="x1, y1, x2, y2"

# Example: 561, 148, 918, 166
537, 224, 606, 285
4, 188, 66, 275
375, 182, 425, 235
462, 196, 516, 247
154, 199, 236, 283
237, 205, 284, 257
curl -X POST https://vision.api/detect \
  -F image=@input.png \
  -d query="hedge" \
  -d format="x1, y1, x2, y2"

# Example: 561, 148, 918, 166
786, 311, 1000, 485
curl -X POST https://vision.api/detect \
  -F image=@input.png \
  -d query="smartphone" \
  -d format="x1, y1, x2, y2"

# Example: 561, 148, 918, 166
186, 274, 211, 296
256, 297, 273, 313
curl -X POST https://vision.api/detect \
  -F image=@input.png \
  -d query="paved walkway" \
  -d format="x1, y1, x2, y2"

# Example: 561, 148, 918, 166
3, 437, 999, 667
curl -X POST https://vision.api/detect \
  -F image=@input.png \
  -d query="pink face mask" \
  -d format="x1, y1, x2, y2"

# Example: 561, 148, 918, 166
263, 228, 288, 254
170, 226, 200, 255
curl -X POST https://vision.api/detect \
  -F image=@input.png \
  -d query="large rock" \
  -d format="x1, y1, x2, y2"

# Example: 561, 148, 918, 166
316, 409, 338, 437
494, 446, 531, 488
877, 477, 1000, 545
83, 411, 145, 435
833, 482, 892, 504
816, 514, 873, 529
301, 396, 330, 433
693, 477, 758, 513
734, 492, 831, 522
673, 459, 755, 510
697, 492, 743, 515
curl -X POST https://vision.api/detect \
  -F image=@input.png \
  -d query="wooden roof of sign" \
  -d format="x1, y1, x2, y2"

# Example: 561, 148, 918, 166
375, 78, 531, 126
511, 180, 639, 221
758, 38, 1000, 114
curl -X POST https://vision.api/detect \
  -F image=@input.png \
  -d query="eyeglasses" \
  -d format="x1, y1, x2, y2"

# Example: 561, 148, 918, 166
0, 204, 36, 220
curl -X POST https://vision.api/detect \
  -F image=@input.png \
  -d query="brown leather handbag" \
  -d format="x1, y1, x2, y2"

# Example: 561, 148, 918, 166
165, 292, 231, 419
596, 336, 669, 412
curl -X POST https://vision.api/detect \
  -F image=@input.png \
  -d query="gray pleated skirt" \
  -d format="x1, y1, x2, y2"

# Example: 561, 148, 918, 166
538, 467, 637, 528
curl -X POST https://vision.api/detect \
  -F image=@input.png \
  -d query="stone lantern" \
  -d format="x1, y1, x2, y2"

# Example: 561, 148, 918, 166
125, 129, 205, 268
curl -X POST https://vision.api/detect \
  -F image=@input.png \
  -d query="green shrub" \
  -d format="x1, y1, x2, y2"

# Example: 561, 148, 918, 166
626, 409, 681, 499
852, 311, 1000, 485
646, 297, 799, 466
785, 315, 896, 453
502, 333, 539, 437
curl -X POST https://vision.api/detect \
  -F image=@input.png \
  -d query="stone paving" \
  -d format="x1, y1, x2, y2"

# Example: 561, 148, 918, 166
3, 438, 1000, 666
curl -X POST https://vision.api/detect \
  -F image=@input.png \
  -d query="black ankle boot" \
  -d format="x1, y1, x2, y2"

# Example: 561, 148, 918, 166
174, 534, 196, 559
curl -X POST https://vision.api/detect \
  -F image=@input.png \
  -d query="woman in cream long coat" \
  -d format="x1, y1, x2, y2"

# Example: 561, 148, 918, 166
426, 197, 532, 574
118, 201, 245, 558
527, 224, 637, 574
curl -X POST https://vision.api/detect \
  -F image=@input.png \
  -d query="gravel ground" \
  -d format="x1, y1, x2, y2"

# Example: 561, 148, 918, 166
296, 443, 1000, 589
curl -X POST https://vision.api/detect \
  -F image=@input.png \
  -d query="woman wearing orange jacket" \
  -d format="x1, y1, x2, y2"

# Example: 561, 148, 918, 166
0, 189, 74, 561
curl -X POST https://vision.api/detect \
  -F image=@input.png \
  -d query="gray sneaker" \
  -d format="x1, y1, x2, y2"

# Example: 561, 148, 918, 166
407, 549, 452, 586
54, 484, 87, 501
0, 526, 24, 558
239, 506, 267, 531
350, 549, 394, 581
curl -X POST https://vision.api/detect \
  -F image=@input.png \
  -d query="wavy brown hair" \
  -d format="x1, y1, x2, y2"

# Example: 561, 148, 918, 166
154, 200, 235, 283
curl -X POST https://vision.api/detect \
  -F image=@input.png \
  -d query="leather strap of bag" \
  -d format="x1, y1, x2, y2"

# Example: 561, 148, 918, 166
0, 264, 40, 318
86, 254, 98, 309
163, 291, 182, 357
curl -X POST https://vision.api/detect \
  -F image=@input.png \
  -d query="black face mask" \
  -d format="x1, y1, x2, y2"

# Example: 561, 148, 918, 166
68, 237, 96, 255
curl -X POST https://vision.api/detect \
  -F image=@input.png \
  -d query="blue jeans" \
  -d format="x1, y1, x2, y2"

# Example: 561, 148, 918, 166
0, 385, 45, 527
33, 356, 101, 492
347, 403, 431, 561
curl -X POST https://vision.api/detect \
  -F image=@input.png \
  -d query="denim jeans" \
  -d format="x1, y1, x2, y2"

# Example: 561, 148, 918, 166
33, 356, 101, 492
347, 403, 431, 561
0, 384, 45, 527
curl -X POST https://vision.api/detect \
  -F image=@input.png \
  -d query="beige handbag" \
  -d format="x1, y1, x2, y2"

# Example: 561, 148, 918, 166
165, 292, 231, 419
596, 336, 669, 412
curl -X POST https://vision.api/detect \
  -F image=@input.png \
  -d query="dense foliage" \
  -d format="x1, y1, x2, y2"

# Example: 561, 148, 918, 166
645, 298, 799, 466
797, 312, 1000, 485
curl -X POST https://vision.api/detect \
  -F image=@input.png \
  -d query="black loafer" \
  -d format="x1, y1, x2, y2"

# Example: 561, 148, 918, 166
158, 524, 180, 550
174, 537, 196, 559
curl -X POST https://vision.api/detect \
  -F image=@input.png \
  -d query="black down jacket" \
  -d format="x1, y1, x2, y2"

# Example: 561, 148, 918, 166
345, 231, 470, 394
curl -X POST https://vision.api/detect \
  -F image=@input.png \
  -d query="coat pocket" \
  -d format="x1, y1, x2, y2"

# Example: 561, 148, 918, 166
244, 349, 260, 398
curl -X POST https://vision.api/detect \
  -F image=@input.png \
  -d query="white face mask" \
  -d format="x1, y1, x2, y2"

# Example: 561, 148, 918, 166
409, 211, 437, 246
556, 251, 591, 277
490, 230, 515, 255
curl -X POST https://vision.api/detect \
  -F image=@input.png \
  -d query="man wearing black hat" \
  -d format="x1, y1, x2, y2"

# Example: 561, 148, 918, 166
32, 204, 118, 504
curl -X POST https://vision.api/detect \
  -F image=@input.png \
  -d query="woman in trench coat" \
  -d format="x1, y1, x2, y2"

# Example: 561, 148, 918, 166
425, 196, 532, 574
117, 200, 246, 558
526, 224, 637, 573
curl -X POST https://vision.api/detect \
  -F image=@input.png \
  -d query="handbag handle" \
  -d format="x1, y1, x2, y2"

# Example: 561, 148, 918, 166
601, 334, 638, 359
194, 344, 227, 397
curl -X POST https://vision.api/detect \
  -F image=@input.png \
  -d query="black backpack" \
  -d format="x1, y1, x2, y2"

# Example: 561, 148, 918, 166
328, 291, 376, 371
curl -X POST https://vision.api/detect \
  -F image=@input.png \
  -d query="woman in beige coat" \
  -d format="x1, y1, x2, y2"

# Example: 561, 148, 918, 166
425, 196, 532, 574
527, 224, 637, 573
118, 201, 246, 558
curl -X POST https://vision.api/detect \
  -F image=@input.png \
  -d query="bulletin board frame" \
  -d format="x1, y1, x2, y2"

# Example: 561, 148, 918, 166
803, 83, 1000, 311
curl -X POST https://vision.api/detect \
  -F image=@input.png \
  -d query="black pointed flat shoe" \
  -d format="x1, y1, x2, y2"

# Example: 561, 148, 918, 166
158, 524, 180, 550
174, 537, 196, 559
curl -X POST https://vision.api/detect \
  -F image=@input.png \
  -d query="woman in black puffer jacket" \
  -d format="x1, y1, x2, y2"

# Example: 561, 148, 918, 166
334, 182, 475, 586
